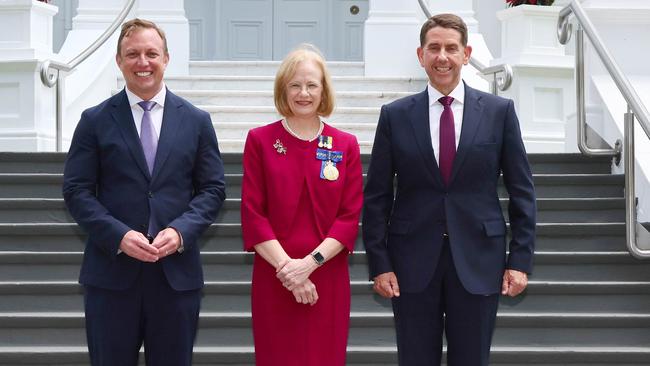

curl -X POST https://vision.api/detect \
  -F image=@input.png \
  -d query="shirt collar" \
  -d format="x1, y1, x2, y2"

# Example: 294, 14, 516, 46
427, 81, 465, 107
125, 83, 167, 109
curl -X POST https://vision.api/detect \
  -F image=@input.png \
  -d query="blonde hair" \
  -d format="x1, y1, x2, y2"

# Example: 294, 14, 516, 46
117, 18, 168, 56
274, 44, 335, 117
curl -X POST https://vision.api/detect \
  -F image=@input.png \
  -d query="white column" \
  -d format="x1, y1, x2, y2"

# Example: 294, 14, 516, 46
363, 0, 422, 77
72, 0, 125, 28
136, 0, 189, 76
0, 0, 58, 151
492, 5, 574, 153
0, 0, 58, 60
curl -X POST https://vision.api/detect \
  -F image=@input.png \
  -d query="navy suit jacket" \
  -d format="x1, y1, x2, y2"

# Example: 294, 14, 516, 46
63, 89, 226, 291
363, 83, 536, 295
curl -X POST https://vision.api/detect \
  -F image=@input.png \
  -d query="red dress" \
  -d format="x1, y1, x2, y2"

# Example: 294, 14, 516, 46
241, 121, 363, 366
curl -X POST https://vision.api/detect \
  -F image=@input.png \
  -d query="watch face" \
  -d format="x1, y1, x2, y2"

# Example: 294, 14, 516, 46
313, 252, 325, 265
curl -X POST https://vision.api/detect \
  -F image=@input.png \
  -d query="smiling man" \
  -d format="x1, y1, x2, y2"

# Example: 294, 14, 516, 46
363, 13, 536, 366
63, 18, 225, 366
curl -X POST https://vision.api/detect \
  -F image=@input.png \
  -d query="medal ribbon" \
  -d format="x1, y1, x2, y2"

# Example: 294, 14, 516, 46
316, 149, 343, 163
316, 148, 343, 180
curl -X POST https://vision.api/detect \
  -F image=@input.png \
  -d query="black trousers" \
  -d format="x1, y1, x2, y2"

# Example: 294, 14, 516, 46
392, 239, 500, 366
84, 261, 201, 366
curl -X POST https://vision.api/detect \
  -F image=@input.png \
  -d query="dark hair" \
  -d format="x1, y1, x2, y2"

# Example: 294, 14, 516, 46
419, 13, 468, 47
117, 18, 168, 56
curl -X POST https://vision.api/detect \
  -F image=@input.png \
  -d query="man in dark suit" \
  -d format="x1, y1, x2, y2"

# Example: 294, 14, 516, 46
63, 18, 225, 366
363, 13, 536, 366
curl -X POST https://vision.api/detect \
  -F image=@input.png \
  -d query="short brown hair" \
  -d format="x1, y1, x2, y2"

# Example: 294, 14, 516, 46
274, 44, 335, 118
117, 18, 168, 56
420, 13, 468, 47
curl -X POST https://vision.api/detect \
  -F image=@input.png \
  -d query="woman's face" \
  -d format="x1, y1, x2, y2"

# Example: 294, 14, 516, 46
285, 59, 323, 119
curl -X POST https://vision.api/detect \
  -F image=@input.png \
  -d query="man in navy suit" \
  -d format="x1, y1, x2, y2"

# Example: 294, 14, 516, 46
63, 18, 225, 366
363, 14, 536, 366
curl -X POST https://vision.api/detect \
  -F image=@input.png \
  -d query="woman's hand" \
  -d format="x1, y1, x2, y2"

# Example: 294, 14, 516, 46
291, 278, 318, 305
276, 256, 318, 291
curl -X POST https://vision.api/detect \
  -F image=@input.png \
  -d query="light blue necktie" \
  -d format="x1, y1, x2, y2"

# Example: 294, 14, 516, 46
138, 100, 158, 237
138, 100, 158, 174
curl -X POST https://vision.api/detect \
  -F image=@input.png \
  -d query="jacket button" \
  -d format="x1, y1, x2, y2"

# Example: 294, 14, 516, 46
148, 191, 153, 198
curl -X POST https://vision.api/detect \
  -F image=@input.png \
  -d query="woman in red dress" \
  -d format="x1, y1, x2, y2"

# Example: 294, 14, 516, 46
241, 44, 363, 365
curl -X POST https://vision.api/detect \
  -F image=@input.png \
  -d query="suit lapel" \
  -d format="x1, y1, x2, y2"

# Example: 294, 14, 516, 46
409, 89, 444, 185
151, 89, 184, 183
448, 84, 484, 185
110, 90, 151, 180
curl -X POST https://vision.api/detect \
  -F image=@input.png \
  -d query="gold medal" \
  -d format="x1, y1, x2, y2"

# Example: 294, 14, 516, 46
323, 161, 339, 181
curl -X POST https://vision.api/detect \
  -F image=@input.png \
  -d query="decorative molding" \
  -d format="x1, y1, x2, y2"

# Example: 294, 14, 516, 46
344, 22, 363, 60
533, 87, 564, 122
189, 19, 204, 60
229, 20, 264, 60
0, 82, 20, 120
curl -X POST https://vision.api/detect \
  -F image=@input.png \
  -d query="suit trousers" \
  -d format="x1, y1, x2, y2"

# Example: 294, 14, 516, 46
84, 261, 201, 366
392, 238, 500, 366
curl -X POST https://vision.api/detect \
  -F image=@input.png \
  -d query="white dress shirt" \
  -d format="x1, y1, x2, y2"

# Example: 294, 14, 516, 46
121, 84, 184, 252
125, 84, 167, 140
427, 82, 465, 166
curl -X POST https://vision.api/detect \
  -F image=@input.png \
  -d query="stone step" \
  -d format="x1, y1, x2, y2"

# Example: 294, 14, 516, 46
0, 197, 624, 224
189, 60, 365, 77
125, 76, 429, 93
1, 311, 648, 348
217, 138, 375, 153
0, 345, 647, 366
0, 251, 647, 283
0, 153, 65, 174
0, 173, 624, 199
1, 281, 648, 315
525, 154, 615, 174
213, 121, 379, 141
214, 173, 624, 199
0, 153, 269, 175
171, 90, 410, 108
0, 222, 626, 253
0, 153, 616, 175
204, 105, 379, 124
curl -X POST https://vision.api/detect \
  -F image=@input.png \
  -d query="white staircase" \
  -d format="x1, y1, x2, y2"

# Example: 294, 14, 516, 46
118, 61, 428, 153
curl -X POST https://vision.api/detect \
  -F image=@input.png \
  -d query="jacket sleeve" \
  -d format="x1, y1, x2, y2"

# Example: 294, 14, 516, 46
240, 129, 277, 251
500, 99, 536, 274
326, 135, 363, 252
168, 111, 226, 252
362, 105, 396, 279
62, 110, 131, 257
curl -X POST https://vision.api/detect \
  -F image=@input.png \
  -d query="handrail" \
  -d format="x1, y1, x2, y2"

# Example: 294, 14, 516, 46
558, 0, 650, 258
417, 0, 513, 94
39, 0, 136, 151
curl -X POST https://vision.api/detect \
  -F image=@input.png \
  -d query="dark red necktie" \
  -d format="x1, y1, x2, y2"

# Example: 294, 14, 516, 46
438, 96, 455, 185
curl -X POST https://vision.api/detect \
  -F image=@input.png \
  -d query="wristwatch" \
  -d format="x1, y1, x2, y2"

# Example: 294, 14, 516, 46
311, 251, 325, 266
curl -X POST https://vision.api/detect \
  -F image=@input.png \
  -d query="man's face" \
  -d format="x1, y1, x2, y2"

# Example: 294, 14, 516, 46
417, 26, 471, 95
116, 28, 169, 100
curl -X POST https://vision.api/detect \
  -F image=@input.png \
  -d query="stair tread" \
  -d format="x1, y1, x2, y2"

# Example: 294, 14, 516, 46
0, 149, 641, 363
1, 280, 649, 295
0, 346, 648, 365
1, 344, 647, 352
